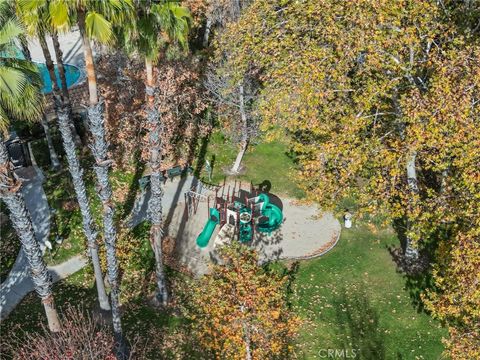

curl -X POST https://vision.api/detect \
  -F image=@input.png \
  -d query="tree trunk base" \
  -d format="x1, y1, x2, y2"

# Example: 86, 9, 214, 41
147, 291, 169, 309
92, 303, 113, 327
50, 163, 62, 172
387, 246, 429, 275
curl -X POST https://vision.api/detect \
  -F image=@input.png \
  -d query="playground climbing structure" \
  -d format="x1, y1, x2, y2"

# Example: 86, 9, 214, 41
186, 180, 284, 248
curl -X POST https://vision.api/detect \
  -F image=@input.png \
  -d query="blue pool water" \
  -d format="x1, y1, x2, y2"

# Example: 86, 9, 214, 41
36, 63, 81, 94
1, 46, 81, 94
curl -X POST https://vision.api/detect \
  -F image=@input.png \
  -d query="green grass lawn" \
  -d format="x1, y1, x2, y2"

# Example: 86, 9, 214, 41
291, 225, 446, 359
42, 169, 87, 265
195, 131, 304, 198
0, 268, 97, 337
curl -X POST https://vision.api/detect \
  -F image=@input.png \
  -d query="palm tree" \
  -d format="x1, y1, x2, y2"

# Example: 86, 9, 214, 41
0, 14, 61, 332
121, 1, 190, 306
16, 0, 112, 312
46, 0, 72, 105
1, 0, 61, 170
51, 30, 70, 105
73, 0, 133, 345
17, 0, 81, 144
47, 0, 83, 146
37, 30, 63, 170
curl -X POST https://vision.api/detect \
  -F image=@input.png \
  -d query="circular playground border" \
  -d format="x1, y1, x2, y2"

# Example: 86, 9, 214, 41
281, 228, 342, 262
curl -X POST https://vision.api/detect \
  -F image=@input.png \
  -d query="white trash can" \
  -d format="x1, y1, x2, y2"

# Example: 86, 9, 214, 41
344, 211, 352, 229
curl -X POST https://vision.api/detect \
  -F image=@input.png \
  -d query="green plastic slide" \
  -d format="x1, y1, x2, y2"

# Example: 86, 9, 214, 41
196, 208, 220, 248
256, 193, 283, 233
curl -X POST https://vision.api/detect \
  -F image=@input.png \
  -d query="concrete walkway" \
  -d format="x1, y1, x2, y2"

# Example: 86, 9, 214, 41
0, 167, 87, 320
127, 175, 198, 228
0, 255, 87, 320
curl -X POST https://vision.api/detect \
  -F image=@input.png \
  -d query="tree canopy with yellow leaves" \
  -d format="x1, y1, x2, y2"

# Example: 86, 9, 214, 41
216, 0, 480, 357
187, 243, 299, 359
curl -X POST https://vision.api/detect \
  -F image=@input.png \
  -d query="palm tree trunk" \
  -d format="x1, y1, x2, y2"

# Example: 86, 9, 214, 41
0, 141, 61, 332
38, 30, 60, 97
230, 84, 248, 174
87, 101, 123, 341
79, 9, 124, 347
40, 31, 82, 147
51, 31, 82, 147
40, 115, 61, 170
56, 105, 111, 311
78, 9, 98, 105
145, 58, 168, 306
51, 30, 70, 102
36, 32, 68, 169
19, 35, 31, 61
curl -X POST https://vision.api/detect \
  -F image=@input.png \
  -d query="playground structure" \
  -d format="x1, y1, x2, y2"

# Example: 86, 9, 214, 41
186, 180, 284, 248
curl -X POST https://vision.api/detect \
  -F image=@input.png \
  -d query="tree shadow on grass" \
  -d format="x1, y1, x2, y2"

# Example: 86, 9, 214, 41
263, 260, 300, 309
332, 287, 386, 360
120, 149, 145, 220
193, 133, 210, 180
0, 272, 98, 344
389, 219, 445, 314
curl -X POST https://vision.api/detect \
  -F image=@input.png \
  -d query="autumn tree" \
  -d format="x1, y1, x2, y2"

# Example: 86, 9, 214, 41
205, 58, 258, 174
153, 57, 208, 168
407, 47, 480, 360
199, 0, 258, 175
187, 243, 298, 359
220, 0, 480, 356
96, 51, 145, 170
201, 0, 250, 47
219, 0, 454, 259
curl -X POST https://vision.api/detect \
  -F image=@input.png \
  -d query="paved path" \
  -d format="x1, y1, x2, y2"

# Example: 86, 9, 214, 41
128, 175, 198, 228
1, 171, 340, 318
0, 255, 87, 320
15, 166, 50, 249
0, 167, 86, 320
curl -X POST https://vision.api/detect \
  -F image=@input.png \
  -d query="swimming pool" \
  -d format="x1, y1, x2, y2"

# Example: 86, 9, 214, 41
36, 62, 81, 94
1, 46, 82, 94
